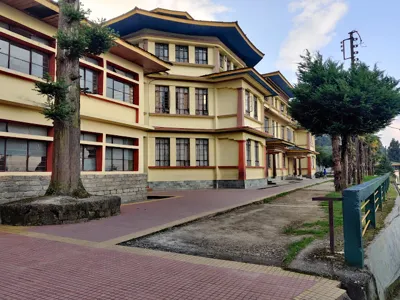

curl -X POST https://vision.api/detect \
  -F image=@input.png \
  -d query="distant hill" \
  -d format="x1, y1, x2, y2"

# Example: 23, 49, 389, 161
316, 135, 332, 147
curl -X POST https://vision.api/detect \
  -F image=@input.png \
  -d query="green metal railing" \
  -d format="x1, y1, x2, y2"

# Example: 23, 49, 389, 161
342, 173, 390, 268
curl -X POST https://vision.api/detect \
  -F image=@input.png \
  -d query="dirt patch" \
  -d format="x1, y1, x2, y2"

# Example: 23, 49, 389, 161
122, 182, 334, 266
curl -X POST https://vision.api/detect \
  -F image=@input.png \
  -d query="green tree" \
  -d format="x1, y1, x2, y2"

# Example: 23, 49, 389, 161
316, 145, 332, 168
387, 138, 400, 162
35, 1, 116, 197
375, 154, 394, 175
290, 51, 400, 191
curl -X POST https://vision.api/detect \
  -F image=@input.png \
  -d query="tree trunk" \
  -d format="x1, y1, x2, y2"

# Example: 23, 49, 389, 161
367, 145, 372, 175
332, 135, 342, 192
359, 140, 366, 182
46, 0, 89, 198
351, 135, 357, 184
356, 138, 362, 184
341, 135, 348, 189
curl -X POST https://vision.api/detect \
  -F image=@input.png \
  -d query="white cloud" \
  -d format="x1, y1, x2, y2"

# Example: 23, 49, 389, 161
379, 117, 400, 147
276, 0, 348, 75
79, 0, 229, 21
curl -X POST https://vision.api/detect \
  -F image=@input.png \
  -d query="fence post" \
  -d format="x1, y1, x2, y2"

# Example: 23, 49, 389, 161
367, 194, 376, 229
342, 189, 364, 267
379, 186, 384, 212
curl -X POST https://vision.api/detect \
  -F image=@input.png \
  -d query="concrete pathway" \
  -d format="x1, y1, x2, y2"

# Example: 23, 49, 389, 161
0, 179, 347, 299
28, 178, 330, 245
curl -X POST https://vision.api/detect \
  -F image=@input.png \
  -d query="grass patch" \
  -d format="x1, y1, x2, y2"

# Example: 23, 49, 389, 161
283, 190, 343, 266
363, 175, 378, 182
284, 237, 315, 266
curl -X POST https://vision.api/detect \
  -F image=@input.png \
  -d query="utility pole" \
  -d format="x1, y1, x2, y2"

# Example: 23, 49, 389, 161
341, 30, 362, 66
340, 30, 364, 186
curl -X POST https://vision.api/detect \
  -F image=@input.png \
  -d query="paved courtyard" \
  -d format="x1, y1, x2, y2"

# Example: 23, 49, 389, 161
0, 179, 347, 299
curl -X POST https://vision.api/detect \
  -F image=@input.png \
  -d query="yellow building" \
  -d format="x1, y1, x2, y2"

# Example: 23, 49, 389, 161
0, 1, 316, 195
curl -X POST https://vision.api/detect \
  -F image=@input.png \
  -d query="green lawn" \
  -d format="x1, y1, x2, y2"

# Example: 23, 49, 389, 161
363, 175, 378, 182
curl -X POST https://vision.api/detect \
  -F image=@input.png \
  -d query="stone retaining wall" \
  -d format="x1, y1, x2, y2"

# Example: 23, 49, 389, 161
0, 174, 147, 204
149, 178, 269, 190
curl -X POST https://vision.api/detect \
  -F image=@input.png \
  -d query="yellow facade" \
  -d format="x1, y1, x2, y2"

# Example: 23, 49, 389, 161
0, 2, 316, 189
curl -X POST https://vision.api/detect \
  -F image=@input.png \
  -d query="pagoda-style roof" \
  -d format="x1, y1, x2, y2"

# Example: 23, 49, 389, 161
106, 8, 264, 67
1, 0, 170, 74
263, 71, 294, 98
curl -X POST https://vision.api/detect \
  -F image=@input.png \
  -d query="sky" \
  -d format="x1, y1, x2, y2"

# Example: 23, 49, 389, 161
81, 0, 400, 147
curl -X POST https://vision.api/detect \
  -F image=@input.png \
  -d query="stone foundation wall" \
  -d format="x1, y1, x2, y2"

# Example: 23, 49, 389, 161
150, 178, 269, 190
0, 174, 147, 204
149, 180, 215, 190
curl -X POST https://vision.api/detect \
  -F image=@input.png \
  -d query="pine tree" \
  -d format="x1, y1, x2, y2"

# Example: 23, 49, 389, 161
387, 138, 400, 162
35, 1, 116, 197
290, 51, 400, 191
375, 154, 394, 175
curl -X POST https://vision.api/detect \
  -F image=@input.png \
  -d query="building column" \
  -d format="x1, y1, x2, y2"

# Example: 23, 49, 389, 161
293, 158, 297, 176
307, 156, 312, 177
272, 154, 277, 178
238, 140, 246, 180
298, 158, 302, 176
237, 88, 244, 127
264, 147, 268, 178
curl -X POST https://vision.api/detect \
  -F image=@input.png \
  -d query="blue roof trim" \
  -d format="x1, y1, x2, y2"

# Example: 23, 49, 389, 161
268, 75, 294, 98
108, 14, 263, 67
209, 70, 277, 96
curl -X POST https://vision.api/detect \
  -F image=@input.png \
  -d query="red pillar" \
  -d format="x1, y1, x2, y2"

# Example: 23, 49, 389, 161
237, 88, 244, 127
238, 140, 246, 180
96, 134, 103, 172
46, 127, 54, 172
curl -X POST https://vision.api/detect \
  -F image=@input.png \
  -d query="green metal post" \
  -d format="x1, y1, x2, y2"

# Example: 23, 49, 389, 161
342, 189, 364, 267
379, 186, 383, 211
366, 194, 376, 228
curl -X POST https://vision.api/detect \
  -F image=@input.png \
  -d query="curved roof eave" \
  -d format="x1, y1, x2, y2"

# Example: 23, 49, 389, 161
106, 8, 264, 67
263, 71, 294, 98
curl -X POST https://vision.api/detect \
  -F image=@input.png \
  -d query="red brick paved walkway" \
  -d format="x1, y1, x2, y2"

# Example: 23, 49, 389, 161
0, 232, 343, 300
29, 179, 329, 243
0, 179, 346, 299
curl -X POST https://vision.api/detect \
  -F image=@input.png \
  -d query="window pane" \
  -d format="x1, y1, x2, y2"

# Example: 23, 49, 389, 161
107, 77, 113, 88
82, 145, 96, 171
124, 149, 133, 171
106, 136, 112, 144
28, 141, 46, 171
105, 147, 112, 159
105, 159, 112, 171
0, 39, 9, 68
31, 51, 44, 66
6, 139, 27, 171
31, 64, 44, 78
0, 138, 5, 171
106, 87, 113, 98
10, 57, 29, 74
81, 132, 98, 142
112, 159, 123, 171
113, 148, 123, 159
10, 44, 29, 61
7, 123, 47, 136
113, 137, 124, 145
10, 45, 30, 74
8, 123, 29, 134
0, 122, 6, 132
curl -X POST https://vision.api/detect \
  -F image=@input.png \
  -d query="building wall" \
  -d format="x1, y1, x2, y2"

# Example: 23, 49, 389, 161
0, 2, 150, 184
0, 174, 147, 205
0, 2, 317, 193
